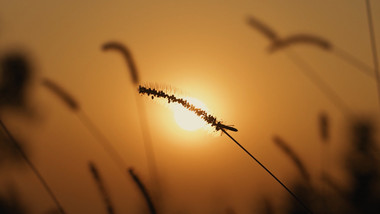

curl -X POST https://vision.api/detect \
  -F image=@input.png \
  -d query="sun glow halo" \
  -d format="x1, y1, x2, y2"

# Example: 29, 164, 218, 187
172, 97, 208, 131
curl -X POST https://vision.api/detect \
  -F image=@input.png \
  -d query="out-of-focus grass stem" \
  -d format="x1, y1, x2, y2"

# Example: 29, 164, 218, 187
0, 120, 65, 214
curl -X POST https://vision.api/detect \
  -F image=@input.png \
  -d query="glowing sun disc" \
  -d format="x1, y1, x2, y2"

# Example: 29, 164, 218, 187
173, 97, 208, 131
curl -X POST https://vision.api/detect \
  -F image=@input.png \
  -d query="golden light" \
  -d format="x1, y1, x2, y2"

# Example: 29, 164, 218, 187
172, 97, 208, 131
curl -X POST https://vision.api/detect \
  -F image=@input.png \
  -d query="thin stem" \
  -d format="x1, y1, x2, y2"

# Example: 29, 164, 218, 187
285, 50, 351, 116
0, 120, 65, 214
134, 94, 160, 189
333, 47, 374, 78
365, 0, 380, 110
76, 111, 127, 173
42, 78, 129, 176
221, 128, 313, 214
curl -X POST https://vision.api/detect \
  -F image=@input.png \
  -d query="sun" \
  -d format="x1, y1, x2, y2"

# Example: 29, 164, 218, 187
172, 97, 208, 131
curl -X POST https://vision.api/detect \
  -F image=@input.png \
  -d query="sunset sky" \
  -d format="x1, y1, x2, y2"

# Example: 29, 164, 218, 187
1, 1, 380, 213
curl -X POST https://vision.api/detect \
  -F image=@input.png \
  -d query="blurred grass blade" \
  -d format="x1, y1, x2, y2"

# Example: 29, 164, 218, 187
128, 168, 156, 214
273, 136, 310, 181
269, 34, 331, 52
0, 120, 65, 214
89, 162, 115, 214
102, 42, 139, 85
42, 78, 79, 111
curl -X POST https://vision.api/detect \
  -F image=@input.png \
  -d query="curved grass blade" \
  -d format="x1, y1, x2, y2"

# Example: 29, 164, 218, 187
128, 168, 156, 214
89, 162, 115, 214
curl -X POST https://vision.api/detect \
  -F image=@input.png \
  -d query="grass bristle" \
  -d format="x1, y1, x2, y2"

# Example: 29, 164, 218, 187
138, 85, 237, 132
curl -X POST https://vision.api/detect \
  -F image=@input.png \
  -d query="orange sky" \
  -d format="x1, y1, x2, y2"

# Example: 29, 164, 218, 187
1, 1, 380, 213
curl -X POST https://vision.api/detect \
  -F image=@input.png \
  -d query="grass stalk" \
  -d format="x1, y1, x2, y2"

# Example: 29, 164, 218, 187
42, 78, 127, 175
333, 47, 374, 78
245, 15, 380, 116
272, 136, 310, 181
284, 50, 351, 116
139, 85, 310, 213
221, 128, 313, 214
0, 120, 65, 214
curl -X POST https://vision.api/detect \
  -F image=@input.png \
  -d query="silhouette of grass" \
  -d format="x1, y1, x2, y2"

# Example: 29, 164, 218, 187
102, 42, 139, 85
128, 168, 156, 214
272, 136, 310, 181
102, 42, 159, 188
42, 79, 78, 111
269, 34, 331, 53
0, 52, 32, 109
285, 50, 352, 115
0, 120, 65, 214
220, 129, 313, 213
140, 85, 311, 213
246, 16, 278, 41
321, 173, 347, 200
318, 111, 330, 212
0, 186, 27, 214
246, 15, 374, 79
246, 16, 352, 116
318, 112, 329, 143
0, 128, 24, 167
259, 198, 275, 214
333, 47, 374, 78
89, 161, 115, 214
42, 78, 127, 174
138, 85, 238, 132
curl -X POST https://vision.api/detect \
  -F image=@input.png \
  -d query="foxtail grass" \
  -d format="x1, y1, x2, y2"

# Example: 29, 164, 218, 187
0, 120, 65, 214
246, 15, 374, 79
102, 42, 159, 188
140, 85, 311, 213
272, 136, 310, 181
246, 16, 278, 41
246, 16, 351, 116
268, 34, 331, 53
88, 161, 115, 214
246, 15, 330, 52
128, 168, 156, 214
138, 86, 237, 132
102, 42, 139, 85
42, 78, 127, 174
